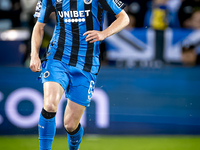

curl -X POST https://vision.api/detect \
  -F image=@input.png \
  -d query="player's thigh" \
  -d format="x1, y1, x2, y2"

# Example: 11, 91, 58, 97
40, 60, 69, 112
43, 81, 64, 111
63, 73, 95, 129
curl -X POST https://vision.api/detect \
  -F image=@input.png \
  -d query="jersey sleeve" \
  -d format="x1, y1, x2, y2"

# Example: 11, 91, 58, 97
99, 0, 126, 15
34, 0, 55, 23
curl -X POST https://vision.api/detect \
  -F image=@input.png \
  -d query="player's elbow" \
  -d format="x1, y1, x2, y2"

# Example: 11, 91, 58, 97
117, 10, 130, 28
124, 14, 130, 27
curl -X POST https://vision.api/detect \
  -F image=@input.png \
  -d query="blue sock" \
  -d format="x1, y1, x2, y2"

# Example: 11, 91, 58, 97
38, 111, 56, 150
67, 124, 84, 150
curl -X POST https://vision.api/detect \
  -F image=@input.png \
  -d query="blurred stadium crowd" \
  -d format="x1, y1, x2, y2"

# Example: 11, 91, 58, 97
0, 0, 200, 67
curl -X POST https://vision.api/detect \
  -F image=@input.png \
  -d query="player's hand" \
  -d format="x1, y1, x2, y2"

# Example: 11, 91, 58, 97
83, 30, 106, 43
30, 55, 41, 72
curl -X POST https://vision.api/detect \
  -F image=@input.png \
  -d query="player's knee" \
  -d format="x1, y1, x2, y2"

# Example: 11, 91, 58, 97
64, 121, 77, 132
44, 103, 57, 112
44, 94, 60, 112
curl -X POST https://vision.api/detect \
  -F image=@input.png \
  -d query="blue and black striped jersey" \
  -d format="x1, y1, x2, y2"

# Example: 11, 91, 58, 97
34, 0, 125, 74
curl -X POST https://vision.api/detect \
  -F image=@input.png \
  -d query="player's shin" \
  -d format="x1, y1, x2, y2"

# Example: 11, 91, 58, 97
66, 123, 84, 150
38, 108, 56, 150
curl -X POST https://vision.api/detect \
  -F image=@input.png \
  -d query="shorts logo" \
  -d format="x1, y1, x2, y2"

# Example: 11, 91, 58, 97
43, 71, 50, 78
84, 0, 92, 5
88, 80, 95, 101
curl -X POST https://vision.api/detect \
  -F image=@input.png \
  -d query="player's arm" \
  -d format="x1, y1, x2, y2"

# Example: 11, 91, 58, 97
30, 22, 46, 72
30, 0, 55, 72
83, 10, 129, 43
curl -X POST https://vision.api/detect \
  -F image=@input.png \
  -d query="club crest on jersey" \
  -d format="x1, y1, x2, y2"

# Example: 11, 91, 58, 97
84, 0, 92, 4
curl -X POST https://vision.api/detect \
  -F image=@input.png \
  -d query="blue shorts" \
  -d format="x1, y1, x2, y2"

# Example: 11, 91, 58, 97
39, 59, 96, 107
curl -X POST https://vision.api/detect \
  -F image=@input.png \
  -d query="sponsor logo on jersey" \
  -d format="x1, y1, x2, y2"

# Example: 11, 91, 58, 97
113, 0, 123, 8
84, 0, 92, 5
58, 10, 90, 23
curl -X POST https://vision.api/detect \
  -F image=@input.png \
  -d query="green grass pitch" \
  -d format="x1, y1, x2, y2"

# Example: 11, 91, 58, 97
0, 135, 199, 150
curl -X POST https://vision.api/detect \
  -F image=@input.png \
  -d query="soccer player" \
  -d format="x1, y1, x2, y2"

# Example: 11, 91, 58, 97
30, 0, 129, 150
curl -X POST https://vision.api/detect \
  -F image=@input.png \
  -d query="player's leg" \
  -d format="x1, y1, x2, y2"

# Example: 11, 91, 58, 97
63, 68, 96, 150
38, 59, 70, 150
38, 81, 64, 150
64, 99, 85, 150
